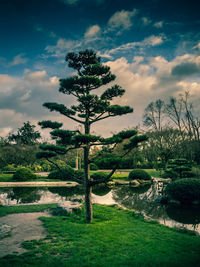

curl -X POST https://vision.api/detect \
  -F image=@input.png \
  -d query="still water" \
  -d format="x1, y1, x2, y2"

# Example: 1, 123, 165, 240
0, 183, 200, 234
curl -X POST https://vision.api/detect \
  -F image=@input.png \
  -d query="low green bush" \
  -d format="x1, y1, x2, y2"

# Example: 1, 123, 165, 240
90, 171, 107, 181
182, 171, 196, 178
2, 164, 17, 171
13, 167, 37, 181
50, 160, 69, 171
165, 178, 200, 204
128, 169, 152, 180
48, 165, 75, 180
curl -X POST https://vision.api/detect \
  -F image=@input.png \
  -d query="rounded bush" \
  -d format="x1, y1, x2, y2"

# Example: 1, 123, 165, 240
90, 171, 107, 181
13, 167, 37, 181
128, 169, 151, 180
165, 178, 200, 204
48, 166, 75, 180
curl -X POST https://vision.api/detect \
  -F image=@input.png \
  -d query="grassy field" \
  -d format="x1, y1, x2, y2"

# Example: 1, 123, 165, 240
0, 204, 200, 266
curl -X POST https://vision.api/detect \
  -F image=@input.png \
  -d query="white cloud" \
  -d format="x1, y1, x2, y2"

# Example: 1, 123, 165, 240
103, 35, 165, 57
10, 54, 28, 66
0, 54, 28, 67
144, 35, 164, 46
84, 25, 101, 38
1, 46, 200, 137
26, 70, 47, 80
107, 9, 137, 32
141, 17, 151, 25
193, 41, 200, 50
0, 110, 27, 137
45, 38, 80, 57
0, 75, 20, 93
100, 52, 200, 129
154, 21, 164, 28
0, 69, 79, 137
97, 51, 112, 59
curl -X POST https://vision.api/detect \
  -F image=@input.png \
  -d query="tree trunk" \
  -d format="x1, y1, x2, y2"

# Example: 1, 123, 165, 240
85, 183, 92, 223
84, 145, 93, 223
84, 113, 93, 222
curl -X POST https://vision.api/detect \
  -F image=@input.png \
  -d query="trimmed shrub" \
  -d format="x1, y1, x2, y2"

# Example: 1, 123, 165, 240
50, 160, 69, 171
165, 178, 200, 204
74, 169, 84, 180
94, 153, 121, 169
163, 169, 178, 179
48, 165, 75, 180
90, 163, 98, 171
166, 158, 192, 179
128, 169, 152, 180
182, 171, 196, 178
90, 171, 107, 181
13, 167, 37, 181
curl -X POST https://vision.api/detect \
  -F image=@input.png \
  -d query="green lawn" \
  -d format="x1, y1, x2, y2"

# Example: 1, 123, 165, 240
0, 173, 64, 182
0, 173, 13, 182
145, 169, 162, 178
0, 169, 162, 183
0, 204, 200, 266
0, 204, 58, 217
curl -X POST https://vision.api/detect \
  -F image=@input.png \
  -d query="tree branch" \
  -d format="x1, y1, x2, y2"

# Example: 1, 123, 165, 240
46, 158, 83, 184
90, 114, 114, 124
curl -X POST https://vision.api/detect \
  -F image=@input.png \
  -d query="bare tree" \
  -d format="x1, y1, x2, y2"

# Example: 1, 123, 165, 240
143, 99, 165, 131
165, 97, 184, 139
182, 92, 200, 141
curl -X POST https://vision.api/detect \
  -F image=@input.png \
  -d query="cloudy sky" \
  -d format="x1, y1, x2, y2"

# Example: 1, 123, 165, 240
0, 0, 200, 138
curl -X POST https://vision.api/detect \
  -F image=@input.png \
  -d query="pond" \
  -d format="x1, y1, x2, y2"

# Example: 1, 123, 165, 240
0, 183, 200, 234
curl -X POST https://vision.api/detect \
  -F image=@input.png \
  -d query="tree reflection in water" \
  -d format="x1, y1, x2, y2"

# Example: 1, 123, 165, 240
166, 205, 200, 231
8, 187, 42, 204
48, 186, 84, 202
112, 183, 169, 220
0, 183, 199, 233
92, 185, 111, 196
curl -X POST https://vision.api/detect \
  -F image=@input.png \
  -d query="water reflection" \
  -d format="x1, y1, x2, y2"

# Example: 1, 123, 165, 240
0, 183, 199, 233
166, 205, 200, 224
92, 184, 111, 196
112, 184, 168, 220
8, 188, 41, 204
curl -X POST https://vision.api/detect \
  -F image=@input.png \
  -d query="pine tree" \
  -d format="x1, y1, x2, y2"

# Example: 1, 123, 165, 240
37, 50, 147, 222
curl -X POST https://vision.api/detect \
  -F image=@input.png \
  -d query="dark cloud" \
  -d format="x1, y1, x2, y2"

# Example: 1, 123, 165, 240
171, 62, 200, 77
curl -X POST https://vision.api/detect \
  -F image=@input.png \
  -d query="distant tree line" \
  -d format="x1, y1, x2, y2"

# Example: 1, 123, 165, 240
0, 91, 200, 172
